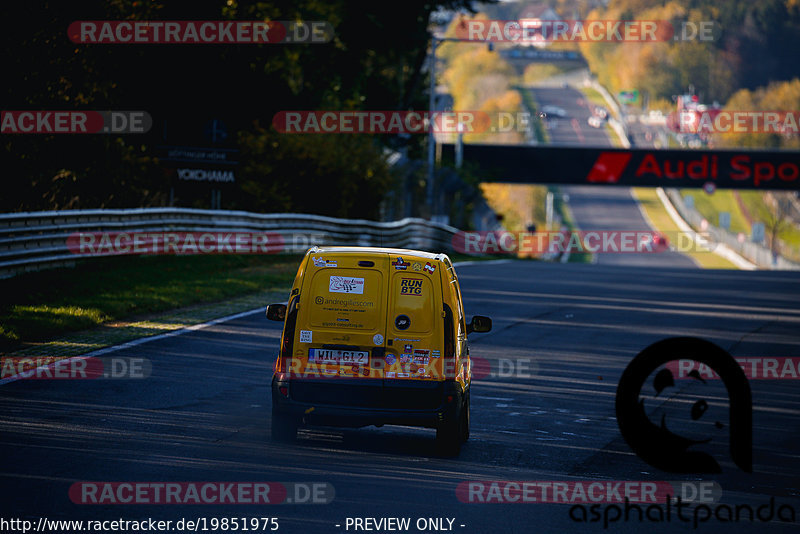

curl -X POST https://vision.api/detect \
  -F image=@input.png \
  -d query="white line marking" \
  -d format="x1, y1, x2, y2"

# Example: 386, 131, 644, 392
473, 395, 514, 401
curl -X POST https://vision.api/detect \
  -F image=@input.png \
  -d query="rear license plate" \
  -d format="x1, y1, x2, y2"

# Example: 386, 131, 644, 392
309, 349, 369, 365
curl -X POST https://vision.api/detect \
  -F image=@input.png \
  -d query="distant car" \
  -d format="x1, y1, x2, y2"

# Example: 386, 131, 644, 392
541, 105, 566, 118
587, 115, 604, 128
640, 232, 670, 251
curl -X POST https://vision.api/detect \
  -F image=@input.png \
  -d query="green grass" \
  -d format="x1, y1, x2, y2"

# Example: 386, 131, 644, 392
551, 186, 592, 264
514, 85, 549, 143
737, 191, 800, 260
580, 86, 616, 119
0, 254, 301, 353
679, 189, 751, 234
632, 188, 739, 269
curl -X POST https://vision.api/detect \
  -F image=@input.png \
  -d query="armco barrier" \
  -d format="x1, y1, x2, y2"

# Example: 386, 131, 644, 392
663, 189, 800, 270
0, 208, 460, 278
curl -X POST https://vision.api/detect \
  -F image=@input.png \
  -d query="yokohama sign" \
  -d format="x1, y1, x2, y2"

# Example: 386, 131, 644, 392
440, 145, 800, 190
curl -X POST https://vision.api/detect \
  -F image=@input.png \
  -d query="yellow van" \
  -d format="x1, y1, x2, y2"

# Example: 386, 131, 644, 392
266, 246, 492, 455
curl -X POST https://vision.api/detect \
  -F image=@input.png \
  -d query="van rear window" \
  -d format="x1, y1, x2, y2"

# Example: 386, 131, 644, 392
308, 269, 382, 330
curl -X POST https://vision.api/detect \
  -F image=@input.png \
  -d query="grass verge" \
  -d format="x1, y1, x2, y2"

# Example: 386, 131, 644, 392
0, 254, 301, 354
0, 250, 515, 356
631, 188, 740, 269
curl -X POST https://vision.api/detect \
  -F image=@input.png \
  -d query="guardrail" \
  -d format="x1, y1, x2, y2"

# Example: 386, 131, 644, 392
663, 189, 800, 270
0, 208, 460, 278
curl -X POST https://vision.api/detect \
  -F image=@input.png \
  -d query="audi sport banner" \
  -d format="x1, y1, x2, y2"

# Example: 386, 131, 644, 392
440, 144, 800, 190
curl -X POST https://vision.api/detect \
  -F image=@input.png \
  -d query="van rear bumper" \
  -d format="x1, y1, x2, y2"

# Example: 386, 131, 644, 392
271, 375, 465, 429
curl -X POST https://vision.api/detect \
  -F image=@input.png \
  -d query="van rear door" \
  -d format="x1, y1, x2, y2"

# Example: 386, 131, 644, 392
384, 256, 444, 386
294, 253, 389, 387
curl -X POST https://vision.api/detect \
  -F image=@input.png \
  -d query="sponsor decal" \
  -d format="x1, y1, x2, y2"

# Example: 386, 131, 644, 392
397, 373, 410, 378
424, 262, 436, 274
328, 276, 364, 294
395, 338, 421, 342
395, 314, 411, 330
400, 354, 412, 364
312, 257, 337, 268
404, 344, 413, 354
319, 297, 374, 309
413, 356, 430, 365
412, 262, 423, 271
400, 278, 424, 296
414, 349, 430, 356
392, 257, 409, 270
432, 350, 441, 358
588, 152, 633, 183
299, 330, 312, 343
386, 371, 396, 378
385, 354, 396, 365
373, 333, 384, 345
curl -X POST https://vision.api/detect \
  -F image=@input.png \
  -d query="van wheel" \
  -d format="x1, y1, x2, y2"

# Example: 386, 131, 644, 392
436, 405, 465, 456
461, 395, 470, 442
271, 411, 298, 442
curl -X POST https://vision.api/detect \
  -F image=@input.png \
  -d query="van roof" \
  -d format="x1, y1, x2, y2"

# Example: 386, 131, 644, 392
308, 246, 448, 261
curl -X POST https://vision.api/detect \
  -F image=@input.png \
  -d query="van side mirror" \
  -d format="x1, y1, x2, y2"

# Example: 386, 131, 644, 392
467, 315, 492, 334
266, 303, 287, 321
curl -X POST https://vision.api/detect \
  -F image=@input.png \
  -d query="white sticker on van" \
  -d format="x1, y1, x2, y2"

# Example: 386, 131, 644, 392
329, 276, 365, 294
300, 330, 312, 343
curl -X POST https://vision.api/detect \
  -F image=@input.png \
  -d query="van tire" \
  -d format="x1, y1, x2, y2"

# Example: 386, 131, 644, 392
435, 421, 461, 456
461, 394, 470, 442
436, 401, 466, 456
271, 411, 298, 442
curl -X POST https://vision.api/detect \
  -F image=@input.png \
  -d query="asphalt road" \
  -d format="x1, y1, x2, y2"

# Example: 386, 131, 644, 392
528, 86, 697, 268
2, 261, 799, 534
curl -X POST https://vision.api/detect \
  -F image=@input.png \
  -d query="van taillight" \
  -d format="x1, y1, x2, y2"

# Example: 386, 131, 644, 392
279, 385, 289, 397
280, 296, 299, 360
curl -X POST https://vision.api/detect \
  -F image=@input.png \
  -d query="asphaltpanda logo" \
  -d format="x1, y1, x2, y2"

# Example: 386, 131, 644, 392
616, 336, 752, 473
